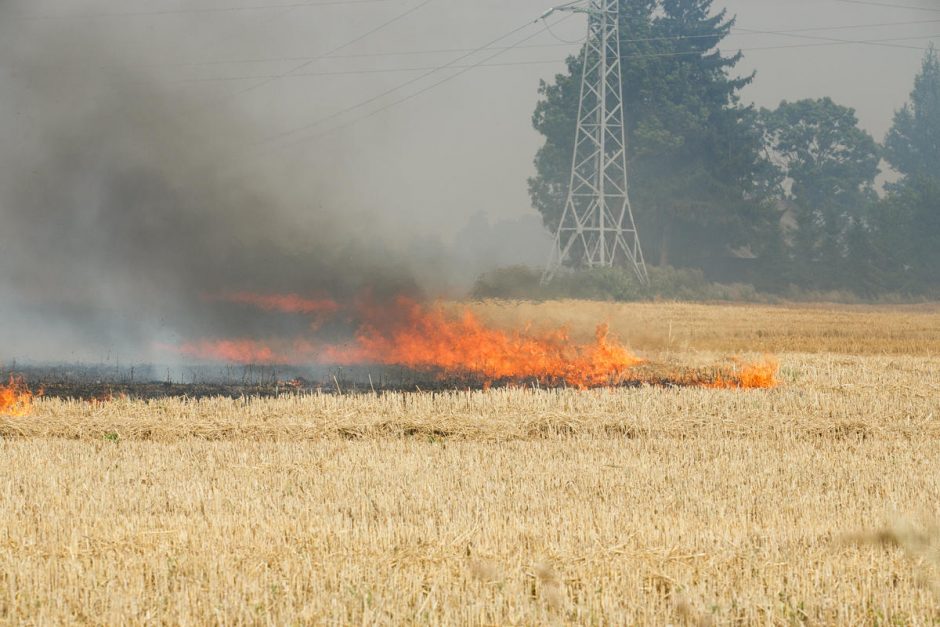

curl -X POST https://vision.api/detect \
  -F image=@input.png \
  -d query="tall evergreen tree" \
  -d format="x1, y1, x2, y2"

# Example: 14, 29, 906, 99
529, 0, 779, 272
885, 45, 940, 181
880, 46, 940, 292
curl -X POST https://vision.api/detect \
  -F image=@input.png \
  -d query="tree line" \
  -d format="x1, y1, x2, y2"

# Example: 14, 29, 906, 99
528, 0, 940, 298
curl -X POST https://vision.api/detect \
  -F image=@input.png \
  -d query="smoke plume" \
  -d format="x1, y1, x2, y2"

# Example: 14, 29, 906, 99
0, 3, 417, 362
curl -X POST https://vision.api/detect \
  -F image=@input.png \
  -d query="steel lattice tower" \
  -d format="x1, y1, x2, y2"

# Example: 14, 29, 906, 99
542, 0, 648, 284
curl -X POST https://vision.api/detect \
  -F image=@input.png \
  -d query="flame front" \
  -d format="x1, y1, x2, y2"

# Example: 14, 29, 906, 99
166, 292, 780, 390
323, 297, 642, 387
0, 376, 34, 416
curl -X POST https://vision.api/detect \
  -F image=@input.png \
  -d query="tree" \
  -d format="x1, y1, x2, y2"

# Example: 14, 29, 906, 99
879, 46, 940, 292
761, 98, 880, 287
873, 177, 940, 292
529, 0, 779, 272
885, 45, 940, 180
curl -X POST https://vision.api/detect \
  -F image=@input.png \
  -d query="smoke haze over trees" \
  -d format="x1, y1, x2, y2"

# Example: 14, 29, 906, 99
0, 0, 937, 366
529, 1, 939, 298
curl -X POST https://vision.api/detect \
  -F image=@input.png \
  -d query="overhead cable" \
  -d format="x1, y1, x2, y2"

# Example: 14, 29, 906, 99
831, 0, 940, 14
247, 15, 555, 153
226, 0, 437, 99
13, 0, 394, 20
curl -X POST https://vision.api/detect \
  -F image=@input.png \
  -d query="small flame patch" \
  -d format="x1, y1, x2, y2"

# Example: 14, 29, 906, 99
710, 357, 779, 389
0, 376, 35, 417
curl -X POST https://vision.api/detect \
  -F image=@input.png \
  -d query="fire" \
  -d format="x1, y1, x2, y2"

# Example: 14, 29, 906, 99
0, 376, 35, 416
709, 356, 779, 389
168, 291, 781, 390
323, 297, 642, 387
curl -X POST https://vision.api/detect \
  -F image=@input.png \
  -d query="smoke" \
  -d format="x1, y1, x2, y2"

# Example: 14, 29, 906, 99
0, 3, 419, 362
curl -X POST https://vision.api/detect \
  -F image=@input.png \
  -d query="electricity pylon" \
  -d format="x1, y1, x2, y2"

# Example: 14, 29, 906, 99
541, 0, 648, 285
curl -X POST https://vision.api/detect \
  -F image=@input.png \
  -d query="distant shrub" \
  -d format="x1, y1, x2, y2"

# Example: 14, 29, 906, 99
471, 266, 544, 300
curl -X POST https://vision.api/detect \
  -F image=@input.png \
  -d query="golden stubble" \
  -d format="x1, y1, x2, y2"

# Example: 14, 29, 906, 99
1, 301, 939, 624
463, 299, 940, 355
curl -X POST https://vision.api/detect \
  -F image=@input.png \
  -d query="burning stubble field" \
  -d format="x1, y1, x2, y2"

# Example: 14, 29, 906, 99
2, 301, 940, 624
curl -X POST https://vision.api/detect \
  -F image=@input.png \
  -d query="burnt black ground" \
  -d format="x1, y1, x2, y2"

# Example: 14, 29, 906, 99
6, 362, 725, 400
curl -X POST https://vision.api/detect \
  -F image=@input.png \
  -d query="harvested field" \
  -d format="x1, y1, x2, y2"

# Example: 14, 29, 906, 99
1, 353, 937, 442
465, 300, 940, 355
1, 302, 939, 624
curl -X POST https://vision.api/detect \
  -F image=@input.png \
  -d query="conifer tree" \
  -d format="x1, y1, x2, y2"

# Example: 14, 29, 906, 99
529, 0, 778, 271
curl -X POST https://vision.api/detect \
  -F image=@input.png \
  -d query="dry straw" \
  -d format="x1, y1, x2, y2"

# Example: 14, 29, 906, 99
1, 301, 939, 624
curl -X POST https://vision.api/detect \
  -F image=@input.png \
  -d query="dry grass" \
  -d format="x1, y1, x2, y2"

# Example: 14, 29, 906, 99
2, 301, 940, 624
464, 299, 940, 355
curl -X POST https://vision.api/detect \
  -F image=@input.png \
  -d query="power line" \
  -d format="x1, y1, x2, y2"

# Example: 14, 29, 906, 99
246, 31, 935, 154
191, 12, 940, 64
11, 17, 933, 90
12, 0, 394, 21
183, 42, 580, 67
308, 0, 438, 60
225, 0, 436, 99
543, 18, 586, 45
19, 15, 933, 82
248, 15, 554, 153
831, 0, 940, 13
196, 0, 311, 66
175, 62, 554, 83
160, 31, 935, 85
736, 25, 936, 52
762, 16, 940, 35
70, 34, 934, 89
21, 2, 932, 150
290, 21, 594, 148
59, 16, 940, 73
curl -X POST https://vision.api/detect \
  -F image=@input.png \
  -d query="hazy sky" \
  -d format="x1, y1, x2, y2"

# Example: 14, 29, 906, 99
7, 0, 939, 241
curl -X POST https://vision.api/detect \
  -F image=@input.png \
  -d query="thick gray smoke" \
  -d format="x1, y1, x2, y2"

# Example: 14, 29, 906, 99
0, 6, 416, 363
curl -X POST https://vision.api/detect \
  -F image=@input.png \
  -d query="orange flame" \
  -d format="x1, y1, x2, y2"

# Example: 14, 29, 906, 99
0, 376, 34, 416
709, 356, 779, 389
168, 292, 781, 390
323, 297, 642, 387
